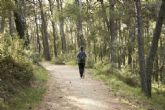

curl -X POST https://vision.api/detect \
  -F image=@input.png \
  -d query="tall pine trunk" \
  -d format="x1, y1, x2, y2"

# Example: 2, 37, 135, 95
75, 0, 85, 47
109, 0, 117, 65
38, 0, 51, 61
57, 0, 66, 53
33, 0, 41, 53
48, 0, 58, 57
135, 0, 148, 95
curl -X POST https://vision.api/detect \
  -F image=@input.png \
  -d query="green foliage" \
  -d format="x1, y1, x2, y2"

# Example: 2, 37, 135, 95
0, 65, 48, 110
53, 55, 66, 65
0, 55, 34, 104
33, 65, 49, 82
86, 57, 95, 68
94, 61, 140, 87
0, 33, 46, 109
92, 63, 165, 110
118, 66, 140, 87
29, 52, 42, 64
63, 3, 81, 21
0, 0, 15, 16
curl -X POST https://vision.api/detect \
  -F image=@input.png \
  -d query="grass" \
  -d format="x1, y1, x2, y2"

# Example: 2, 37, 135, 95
91, 67, 165, 110
0, 65, 49, 110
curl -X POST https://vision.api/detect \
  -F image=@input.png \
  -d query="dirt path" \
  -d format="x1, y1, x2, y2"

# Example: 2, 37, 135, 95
35, 62, 136, 110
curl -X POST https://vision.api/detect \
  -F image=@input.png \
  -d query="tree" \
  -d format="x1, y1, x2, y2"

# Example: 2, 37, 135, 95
75, 0, 85, 47
48, 0, 58, 58
0, 16, 5, 33
9, 11, 16, 36
145, 0, 165, 97
109, 0, 117, 65
14, 0, 29, 46
33, 0, 41, 53
57, 0, 67, 53
38, 0, 51, 61
134, 0, 148, 95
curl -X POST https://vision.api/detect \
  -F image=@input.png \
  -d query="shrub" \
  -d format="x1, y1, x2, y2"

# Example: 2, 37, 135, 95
0, 56, 33, 98
0, 34, 34, 100
94, 61, 140, 87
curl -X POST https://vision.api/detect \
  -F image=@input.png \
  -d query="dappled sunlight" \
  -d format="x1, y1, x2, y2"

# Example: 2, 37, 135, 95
66, 96, 109, 109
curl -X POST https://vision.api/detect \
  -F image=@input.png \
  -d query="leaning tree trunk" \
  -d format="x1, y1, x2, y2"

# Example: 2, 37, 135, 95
135, 0, 148, 95
145, 0, 165, 97
38, 0, 51, 61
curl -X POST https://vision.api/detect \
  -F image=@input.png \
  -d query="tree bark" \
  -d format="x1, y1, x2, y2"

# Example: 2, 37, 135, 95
109, 0, 117, 64
128, 26, 136, 65
135, 0, 148, 95
145, 0, 165, 97
14, 0, 29, 46
33, 0, 41, 53
9, 11, 16, 36
48, 0, 58, 57
57, 0, 67, 53
0, 16, 5, 33
14, 11, 25, 39
38, 0, 51, 61
75, 0, 85, 47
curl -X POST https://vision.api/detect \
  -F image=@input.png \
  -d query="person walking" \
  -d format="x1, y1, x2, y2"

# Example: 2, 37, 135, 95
77, 46, 87, 78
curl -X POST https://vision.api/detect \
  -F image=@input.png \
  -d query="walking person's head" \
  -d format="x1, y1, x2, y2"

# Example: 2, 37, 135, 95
80, 46, 84, 51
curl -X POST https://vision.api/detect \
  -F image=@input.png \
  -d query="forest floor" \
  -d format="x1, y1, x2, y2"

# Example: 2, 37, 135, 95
35, 62, 137, 110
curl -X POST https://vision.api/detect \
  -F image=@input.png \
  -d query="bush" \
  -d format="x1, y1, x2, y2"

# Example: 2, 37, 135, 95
54, 55, 65, 65
29, 52, 42, 64
0, 56, 33, 99
94, 61, 140, 87
86, 58, 95, 68
0, 34, 34, 100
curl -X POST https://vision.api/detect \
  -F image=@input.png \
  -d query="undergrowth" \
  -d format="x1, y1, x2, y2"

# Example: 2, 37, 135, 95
0, 65, 48, 110
92, 61, 165, 110
0, 34, 48, 109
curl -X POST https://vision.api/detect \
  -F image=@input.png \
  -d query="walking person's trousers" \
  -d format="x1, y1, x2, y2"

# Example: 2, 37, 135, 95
78, 63, 85, 78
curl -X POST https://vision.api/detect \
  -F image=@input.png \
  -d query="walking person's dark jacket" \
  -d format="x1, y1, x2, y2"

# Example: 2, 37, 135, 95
77, 48, 87, 78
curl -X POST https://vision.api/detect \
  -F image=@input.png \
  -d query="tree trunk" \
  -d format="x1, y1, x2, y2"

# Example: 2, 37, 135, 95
75, 0, 85, 47
99, 0, 110, 32
128, 26, 136, 65
109, 0, 117, 65
14, 0, 29, 46
9, 11, 16, 36
33, 0, 41, 53
145, 0, 165, 97
38, 0, 51, 61
135, 0, 148, 95
48, 0, 58, 57
14, 11, 25, 39
57, 0, 67, 53
0, 16, 5, 33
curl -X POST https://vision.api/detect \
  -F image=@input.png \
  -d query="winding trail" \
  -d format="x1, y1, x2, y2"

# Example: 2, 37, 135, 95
35, 62, 136, 110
